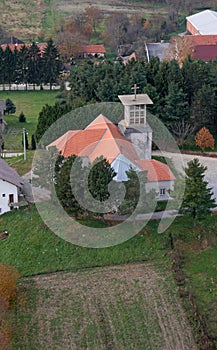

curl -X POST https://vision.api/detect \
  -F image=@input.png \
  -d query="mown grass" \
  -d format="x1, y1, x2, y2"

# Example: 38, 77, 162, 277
0, 205, 168, 277
0, 91, 57, 150
5, 152, 35, 176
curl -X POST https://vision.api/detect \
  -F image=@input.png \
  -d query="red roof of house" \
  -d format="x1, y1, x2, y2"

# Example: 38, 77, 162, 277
81, 44, 106, 54
135, 159, 175, 182
1, 43, 47, 56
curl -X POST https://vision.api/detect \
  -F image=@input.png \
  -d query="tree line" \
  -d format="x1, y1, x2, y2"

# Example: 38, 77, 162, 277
68, 57, 217, 145
0, 39, 61, 90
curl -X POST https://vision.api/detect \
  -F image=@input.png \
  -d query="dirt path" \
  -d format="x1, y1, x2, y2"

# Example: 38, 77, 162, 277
17, 263, 198, 350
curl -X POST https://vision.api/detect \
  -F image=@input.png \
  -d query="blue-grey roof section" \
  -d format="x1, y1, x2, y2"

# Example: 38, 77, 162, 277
0, 158, 24, 187
186, 10, 217, 35
145, 43, 170, 61
111, 154, 139, 182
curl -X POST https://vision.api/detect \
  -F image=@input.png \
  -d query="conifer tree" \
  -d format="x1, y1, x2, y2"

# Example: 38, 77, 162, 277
181, 158, 216, 225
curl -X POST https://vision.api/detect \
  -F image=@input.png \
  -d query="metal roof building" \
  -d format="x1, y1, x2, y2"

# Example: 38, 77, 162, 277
186, 10, 217, 35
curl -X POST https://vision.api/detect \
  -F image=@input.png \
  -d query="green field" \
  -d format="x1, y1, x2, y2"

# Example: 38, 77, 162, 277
0, 91, 57, 151
0, 207, 217, 348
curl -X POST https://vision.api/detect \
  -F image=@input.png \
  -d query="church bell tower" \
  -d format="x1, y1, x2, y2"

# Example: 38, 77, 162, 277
118, 85, 153, 160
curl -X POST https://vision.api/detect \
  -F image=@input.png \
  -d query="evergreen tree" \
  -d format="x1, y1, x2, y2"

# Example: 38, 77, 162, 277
181, 158, 216, 225
19, 111, 26, 123
119, 167, 156, 214
31, 134, 36, 150
164, 82, 189, 126
4, 45, 15, 89
55, 155, 84, 217
88, 156, 116, 202
17, 45, 29, 89
5, 98, 16, 114
27, 42, 41, 89
42, 38, 62, 90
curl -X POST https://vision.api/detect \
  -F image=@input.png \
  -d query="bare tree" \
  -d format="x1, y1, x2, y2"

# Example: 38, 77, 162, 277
171, 119, 195, 148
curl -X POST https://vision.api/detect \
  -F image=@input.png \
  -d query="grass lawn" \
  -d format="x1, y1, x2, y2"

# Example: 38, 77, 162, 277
0, 91, 57, 151
0, 208, 216, 348
5, 151, 35, 176
0, 205, 168, 276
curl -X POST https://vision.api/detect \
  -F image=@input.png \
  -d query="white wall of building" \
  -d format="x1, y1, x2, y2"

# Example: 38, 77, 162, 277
0, 179, 18, 214
145, 180, 174, 200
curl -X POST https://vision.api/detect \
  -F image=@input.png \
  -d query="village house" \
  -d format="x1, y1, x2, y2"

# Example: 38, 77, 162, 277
48, 91, 175, 200
78, 44, 106, 58
0, 158, 24, 214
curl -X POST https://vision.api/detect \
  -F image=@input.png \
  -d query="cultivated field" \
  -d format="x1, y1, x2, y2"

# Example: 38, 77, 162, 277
14, 263, 197, 350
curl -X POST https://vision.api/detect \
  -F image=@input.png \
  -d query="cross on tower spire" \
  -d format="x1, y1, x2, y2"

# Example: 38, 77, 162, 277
131, 84, 139, 100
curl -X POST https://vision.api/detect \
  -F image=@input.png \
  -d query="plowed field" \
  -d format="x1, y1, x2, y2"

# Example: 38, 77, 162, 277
14, 263, 197, 350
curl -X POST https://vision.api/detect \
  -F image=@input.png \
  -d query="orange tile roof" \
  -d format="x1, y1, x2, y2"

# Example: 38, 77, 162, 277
48, 130, 80, 154
81, 44, 106, 54
135, 159, 175, 182
85, 115, 139, 163
48, 114, 175, 183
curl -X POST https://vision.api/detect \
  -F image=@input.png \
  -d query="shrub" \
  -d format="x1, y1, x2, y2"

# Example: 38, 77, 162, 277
19, 111, 26, 123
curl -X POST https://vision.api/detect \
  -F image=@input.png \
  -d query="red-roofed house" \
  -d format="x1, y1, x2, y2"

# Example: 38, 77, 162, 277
80, 44, 106, 58
48, 93, 175, 199
1, 43, 47, 57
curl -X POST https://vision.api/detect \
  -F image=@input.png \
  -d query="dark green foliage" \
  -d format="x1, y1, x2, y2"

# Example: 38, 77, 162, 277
68, 57, 217, 140
55, 155, 85, 217
19, 111, 26, 123
5, 98, 16, 114
31, 134, 36, 150
42, 38, 62, 90
35, 102, 71, 143
119, 167, 156, 214
181, 158, 216, 224
88, 157, 116, 202
0, 40, 62, 90
164, 82, 189, 126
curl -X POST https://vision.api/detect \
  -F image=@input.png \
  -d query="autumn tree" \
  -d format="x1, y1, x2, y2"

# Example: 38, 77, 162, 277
165, 36, 192, 66
84, 6, 102, 33
195, 127, 215, 152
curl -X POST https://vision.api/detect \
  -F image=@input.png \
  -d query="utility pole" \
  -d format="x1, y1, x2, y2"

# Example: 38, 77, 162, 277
23, 128, 26, 161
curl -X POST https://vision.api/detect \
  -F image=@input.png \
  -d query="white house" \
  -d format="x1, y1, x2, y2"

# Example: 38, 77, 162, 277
0, 158, 24, 214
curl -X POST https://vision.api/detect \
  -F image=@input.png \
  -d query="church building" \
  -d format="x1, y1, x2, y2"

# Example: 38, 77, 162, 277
48, 91, 175, 199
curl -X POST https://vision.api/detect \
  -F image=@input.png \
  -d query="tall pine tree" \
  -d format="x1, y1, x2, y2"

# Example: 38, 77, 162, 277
181, 158, 216, 225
